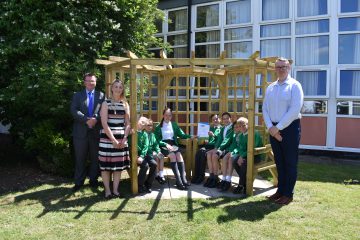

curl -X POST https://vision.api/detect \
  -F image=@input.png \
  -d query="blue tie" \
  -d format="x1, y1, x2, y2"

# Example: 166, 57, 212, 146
88, 92, 93, 117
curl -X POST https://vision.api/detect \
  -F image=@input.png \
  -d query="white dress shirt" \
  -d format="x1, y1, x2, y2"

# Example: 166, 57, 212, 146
161, 121, 174, 140
263, 75, 304, 130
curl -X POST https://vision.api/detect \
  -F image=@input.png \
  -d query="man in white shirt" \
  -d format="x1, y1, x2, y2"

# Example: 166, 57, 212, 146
263, 57, 304, 205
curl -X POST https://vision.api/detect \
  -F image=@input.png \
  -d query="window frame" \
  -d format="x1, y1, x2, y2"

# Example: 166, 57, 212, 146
337, 67, 360, 99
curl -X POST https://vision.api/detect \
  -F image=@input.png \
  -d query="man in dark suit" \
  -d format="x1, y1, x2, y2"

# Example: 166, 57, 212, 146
70, 73, 105, 191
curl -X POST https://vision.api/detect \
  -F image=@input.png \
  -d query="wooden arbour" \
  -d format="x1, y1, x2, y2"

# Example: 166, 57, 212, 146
96, 51, 279, 196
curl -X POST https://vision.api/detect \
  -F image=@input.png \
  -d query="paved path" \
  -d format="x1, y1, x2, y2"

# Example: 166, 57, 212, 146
134, 168, 276, 200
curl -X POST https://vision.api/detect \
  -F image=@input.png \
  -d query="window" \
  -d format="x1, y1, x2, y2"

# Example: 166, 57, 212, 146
296, 20, 329, 34
262, 0, 289, 21
296, 36, 329, 65
339, 70, 360, 97
168, 9, 188, 32
339, 17, 360, 31
261, 39, 291, 59
297, 0, 327, 17
225, 27, 252, 58
167, 34, 188, 58
261, 23, 291, 37
339, 34, 360, 64
226, 0, 251, 25
295, 20, 329, 66
302, 100, 328, 114
196, 4, 219, 28
337, 101, 360, 115
260, 23, 291, 59
340, 0, 360, 13
297, 71, 327, 96
195, 30, 220, 58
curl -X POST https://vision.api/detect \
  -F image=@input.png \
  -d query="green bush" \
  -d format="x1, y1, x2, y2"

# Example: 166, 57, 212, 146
0, 0, 164, 175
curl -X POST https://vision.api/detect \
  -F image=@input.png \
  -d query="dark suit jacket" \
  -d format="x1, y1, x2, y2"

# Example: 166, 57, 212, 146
70, 89, 105, 139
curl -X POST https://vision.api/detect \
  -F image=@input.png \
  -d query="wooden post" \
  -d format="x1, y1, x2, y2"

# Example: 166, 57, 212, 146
130, 63, 138, 195
246, 62, 256, 196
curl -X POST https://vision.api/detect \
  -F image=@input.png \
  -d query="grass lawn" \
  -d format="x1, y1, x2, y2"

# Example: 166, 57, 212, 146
0, 161, 359, 240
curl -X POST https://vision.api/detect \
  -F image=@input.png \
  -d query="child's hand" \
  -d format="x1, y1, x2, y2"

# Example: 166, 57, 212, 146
137, 157, 144, 164
208, 131, 214, 137
237, 158, 244, 166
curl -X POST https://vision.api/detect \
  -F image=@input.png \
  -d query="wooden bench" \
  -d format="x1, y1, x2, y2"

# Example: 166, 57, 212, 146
192, 132, 278, 196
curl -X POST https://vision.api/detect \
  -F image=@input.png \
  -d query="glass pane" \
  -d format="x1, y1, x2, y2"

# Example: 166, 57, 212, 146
302, 100, 327, 114
297, 71, 327, 96
168, 9, 188, 32
211, 102, 220, 112
151, 101, 158, 110
197, 4, 219, 28
260, 39, 291, 59
226, 0, 251, 24
225, 27, 252, 40
296, 20, 329, 34
340, 70, 360, 96
155, 19, 163, 33
195, 44, 220, 58
195, 31, 220, 43
337, 101, 360, 115
262, 0, 289, 21
225, 42, 252, 58
339, 17, 360, 31
228, 102, 234, 112
261, 23, 291, 37
178, 102, 187, 111
341, 0, 360, 13
298, 0, 327, 17
167, 47, 188, 58
167, 34, 187, 46
339, 34, 360, 64
296, 36, 329, 65
149, 49, 161, 58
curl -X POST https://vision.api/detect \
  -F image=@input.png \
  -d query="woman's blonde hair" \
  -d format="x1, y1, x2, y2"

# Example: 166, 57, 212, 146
110, 79, 126, 100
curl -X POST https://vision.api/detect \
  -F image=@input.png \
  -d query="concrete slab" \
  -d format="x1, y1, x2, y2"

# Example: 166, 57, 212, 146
133, 167, 277, 200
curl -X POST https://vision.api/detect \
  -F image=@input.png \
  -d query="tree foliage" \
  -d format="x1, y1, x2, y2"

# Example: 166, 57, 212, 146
0, 0, 163, 175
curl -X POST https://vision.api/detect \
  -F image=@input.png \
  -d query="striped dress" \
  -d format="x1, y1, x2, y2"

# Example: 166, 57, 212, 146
98, 99, 130, 171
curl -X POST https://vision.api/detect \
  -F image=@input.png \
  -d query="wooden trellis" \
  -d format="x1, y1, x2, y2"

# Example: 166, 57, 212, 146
96, 51, 279, 196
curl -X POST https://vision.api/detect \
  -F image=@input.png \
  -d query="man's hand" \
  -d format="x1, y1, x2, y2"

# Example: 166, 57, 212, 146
274, 132, 283, 142
86, 118, 97, 128
269, 126, 279, 137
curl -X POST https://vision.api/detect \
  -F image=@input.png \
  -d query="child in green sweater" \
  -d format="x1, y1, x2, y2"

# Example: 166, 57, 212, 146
144, 119, 165, 184
191, 114, 221, 184
135, 117, 158, 194
232, 117, 263, 194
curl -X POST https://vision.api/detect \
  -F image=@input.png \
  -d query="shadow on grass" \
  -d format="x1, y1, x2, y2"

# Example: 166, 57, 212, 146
216, 199, 282, 222
12, 178, 134, 219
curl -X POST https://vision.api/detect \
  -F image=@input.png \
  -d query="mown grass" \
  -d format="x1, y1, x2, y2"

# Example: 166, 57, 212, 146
0, 161, 359, 240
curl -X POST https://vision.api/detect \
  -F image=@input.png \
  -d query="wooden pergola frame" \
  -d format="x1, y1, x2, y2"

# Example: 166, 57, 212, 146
96, 51, 279, 196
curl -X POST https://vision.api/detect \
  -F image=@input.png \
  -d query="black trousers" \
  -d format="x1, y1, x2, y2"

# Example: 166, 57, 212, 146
270, 119, 301, 198
73, 129, 99, 186
138, 155, 158, 187
193, 145, 213, 179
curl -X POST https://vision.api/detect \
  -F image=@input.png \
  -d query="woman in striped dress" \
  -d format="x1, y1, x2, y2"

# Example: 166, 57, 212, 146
99, 79, 131, 199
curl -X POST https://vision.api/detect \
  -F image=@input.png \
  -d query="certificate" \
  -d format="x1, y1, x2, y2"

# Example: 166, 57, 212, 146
197, 122, 210, 138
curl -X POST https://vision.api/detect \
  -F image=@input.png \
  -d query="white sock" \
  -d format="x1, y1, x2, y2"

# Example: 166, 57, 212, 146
226, 175, 232, 182
159, 170, 164, 178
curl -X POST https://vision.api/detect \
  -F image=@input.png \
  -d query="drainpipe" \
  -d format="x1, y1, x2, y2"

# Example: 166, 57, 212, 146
187, 0, 192, 58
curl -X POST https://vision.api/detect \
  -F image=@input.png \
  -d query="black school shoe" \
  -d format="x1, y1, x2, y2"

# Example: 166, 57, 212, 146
207, 177, 219, 188
233, 185, 245, 194
220, 181, 231, 192
203, 178, 211, 187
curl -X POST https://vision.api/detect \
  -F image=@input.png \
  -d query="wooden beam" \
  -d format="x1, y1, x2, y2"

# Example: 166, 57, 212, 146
160, 50, 173, 69
130, 64, 138, 195
95, 59, 116, 65
131, 58, 255, 66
